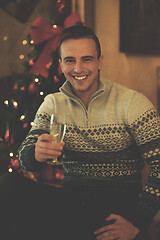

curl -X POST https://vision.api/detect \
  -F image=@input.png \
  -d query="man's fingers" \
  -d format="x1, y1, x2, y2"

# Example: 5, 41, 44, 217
38, 133, 55, 142
94, 225, 115, 235
35, 133, 65, 162
106, 213, 121, 221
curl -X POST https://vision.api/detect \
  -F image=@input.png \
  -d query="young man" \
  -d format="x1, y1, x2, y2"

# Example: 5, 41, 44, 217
2, 25, 160, 240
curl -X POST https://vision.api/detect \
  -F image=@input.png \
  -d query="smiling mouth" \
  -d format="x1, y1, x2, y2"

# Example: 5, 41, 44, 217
73, 75, 87, 80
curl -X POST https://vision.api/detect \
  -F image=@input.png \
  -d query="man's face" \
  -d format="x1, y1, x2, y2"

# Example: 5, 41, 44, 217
59, 38, 103, 97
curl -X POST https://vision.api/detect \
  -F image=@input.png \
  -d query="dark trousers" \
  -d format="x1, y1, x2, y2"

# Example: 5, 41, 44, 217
0, 172, 139, 240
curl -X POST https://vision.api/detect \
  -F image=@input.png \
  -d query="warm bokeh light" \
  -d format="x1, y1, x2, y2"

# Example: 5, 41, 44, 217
22, 40, 27, 45
3, 36, 8, 41
20, 115, 25, 120
19, 54, 24, 60
4, 100, 9, 105
34, 78, 39, 83
13, 101, 18, 107
9, 152, 14, 157
8, 168, 13, 173
30, 40, 34, 44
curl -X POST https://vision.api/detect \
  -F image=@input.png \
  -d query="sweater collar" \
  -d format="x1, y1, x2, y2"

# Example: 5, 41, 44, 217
60, 74, 112, 100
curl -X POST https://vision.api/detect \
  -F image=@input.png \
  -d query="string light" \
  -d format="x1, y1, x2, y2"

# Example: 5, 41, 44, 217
53, 25, 57, 28
19, 54, 24, 60
20, 115, 25, 120
4, 100, 9, 106
8, 168, 13, 173
30, 40, 34, 44
22, 40, 27, 45
9, 152, 14, 157
13, 101, 18, 108
30, 122, 34, 126
34, 78, 39, 83
40, 91, 44, 96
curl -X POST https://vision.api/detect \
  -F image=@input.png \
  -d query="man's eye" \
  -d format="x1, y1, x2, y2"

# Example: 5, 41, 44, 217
64, 59, 74, 63
83, 58, 93, 62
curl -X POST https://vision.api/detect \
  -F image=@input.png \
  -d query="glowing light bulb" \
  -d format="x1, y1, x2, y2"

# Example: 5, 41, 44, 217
19, 54, 24, 60
3, 36, 8, 41
53, 25, 57, 28
30, 122, 34, 126
30, 40, 34, 44
13, 101, 18, 107
8, 168, 13, 173
4, 100, 9, 105
20, 115, 25, 120
22, 40, 27, 45
40, 91, 44, 96
34, 78, 39, 83
9, 152, 14, 157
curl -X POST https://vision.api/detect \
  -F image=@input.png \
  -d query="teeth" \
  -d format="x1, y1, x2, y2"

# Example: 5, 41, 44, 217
74, 76, 86, 80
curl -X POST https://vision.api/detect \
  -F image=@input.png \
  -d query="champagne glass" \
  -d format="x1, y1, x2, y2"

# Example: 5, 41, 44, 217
47, 114, 66, 165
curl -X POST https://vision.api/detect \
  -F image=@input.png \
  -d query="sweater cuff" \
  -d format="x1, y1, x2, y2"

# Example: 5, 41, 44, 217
18, 144, 45, 172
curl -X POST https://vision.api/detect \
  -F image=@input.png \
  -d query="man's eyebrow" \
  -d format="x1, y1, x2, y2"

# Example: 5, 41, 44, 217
82, 56, 95, 59
63, 56, 75, 61
63, 56, 95, 61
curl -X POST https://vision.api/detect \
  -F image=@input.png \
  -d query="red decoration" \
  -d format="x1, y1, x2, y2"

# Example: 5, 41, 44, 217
10, 159, 19, 169
29, 13, 83, 78
28, 83, 38, 94
54, 75, 59, 83
5, 128, 14, 146
8, 158, 39, 181
5, 129, 9, 143
56, 0, 65, 13
13, 84, 18, 90
46, 62, 52, 69
21, 86, 25, 91
29, 59, 34, 66
23, 123, 28, 129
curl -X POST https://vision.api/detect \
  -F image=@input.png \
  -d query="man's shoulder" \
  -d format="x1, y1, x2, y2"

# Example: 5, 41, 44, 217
101, 76, 138, 97
44, 92, 62, 100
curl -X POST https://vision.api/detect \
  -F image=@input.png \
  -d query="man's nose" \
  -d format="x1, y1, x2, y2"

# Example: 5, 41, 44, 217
74, 61, 83, 73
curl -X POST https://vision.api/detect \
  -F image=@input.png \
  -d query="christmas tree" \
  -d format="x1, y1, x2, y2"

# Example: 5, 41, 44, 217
0, 0, 82, 176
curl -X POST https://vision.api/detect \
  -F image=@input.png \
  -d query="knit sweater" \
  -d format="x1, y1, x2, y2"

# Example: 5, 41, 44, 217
18, 77, 160, 230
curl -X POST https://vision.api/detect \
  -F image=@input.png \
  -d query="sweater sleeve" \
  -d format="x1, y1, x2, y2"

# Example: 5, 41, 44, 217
18, 95, 54, 171
128, 92, 160, 229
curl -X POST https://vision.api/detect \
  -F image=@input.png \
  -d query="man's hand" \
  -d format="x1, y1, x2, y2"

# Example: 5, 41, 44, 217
94, 214, 140, 240
35, 133, 65, 163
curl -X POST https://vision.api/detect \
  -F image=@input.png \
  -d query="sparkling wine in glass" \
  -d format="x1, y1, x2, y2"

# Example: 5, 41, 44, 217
47, 114, 66, 165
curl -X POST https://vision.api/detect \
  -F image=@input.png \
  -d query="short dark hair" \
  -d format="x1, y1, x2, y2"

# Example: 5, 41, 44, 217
59, 25, 101, 59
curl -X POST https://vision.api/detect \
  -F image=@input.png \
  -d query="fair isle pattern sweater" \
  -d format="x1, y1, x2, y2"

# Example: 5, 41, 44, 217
18, 77, 160, 228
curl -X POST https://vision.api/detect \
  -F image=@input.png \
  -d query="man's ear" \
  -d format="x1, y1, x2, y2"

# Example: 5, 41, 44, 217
59, 58, 64, 73
98, 55, 103, 70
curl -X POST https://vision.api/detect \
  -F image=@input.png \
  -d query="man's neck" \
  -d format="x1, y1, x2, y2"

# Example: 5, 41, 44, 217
72, 82, 99, 107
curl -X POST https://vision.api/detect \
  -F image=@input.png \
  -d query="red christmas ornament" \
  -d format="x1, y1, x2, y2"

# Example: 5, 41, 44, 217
13, 84, 18, 90
29, 59, 34, 66
54, 75, 59, 83
5, 128, 14, 146
56, 0, 65, 13
21, 86, 25, 91
23, 123, 28, 129
46, 62, 51, 69
28, 83, 38, 94
5, 129, 9, 143
10, 159, 19, 168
